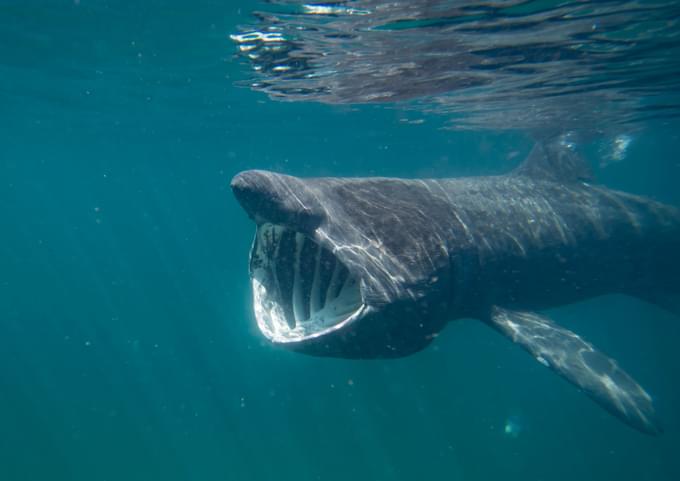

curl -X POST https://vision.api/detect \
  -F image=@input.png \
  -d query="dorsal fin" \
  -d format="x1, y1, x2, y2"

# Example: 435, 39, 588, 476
513, 142, 593, 183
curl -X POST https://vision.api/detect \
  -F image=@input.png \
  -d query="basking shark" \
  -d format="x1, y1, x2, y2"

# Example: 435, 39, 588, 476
231, 142, 679, 435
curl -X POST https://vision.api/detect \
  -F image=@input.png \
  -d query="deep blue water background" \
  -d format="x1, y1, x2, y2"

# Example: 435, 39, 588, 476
1, 2, 680, 480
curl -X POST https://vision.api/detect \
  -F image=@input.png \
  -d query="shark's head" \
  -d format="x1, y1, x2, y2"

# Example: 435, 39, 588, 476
231, 170, 455, 359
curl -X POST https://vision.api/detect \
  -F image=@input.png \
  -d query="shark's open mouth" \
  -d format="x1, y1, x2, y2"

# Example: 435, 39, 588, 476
249, 223, 365, 342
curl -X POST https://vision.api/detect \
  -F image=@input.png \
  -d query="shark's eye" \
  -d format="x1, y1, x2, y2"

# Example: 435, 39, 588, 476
249, 223, 364, 342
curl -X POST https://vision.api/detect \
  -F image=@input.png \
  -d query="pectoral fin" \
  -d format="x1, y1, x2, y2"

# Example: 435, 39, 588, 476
485, 306, 661, 435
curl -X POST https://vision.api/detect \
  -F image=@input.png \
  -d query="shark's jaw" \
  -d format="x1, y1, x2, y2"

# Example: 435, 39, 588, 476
249, 223, 366, 344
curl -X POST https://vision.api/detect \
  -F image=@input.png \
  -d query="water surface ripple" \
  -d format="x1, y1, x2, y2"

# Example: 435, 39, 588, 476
232, 0, 680, 133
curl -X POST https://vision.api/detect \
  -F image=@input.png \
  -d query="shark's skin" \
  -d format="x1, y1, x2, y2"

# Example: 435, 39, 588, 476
231, 143, 680, 435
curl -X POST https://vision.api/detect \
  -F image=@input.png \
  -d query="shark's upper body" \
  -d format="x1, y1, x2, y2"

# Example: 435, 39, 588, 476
231, 142, 680, 435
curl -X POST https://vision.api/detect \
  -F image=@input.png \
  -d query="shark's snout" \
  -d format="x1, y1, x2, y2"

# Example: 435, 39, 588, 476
230, 170, 257, 195
231, 170, 325, 230
231, 169, 279, 199
231, 170, 278, 222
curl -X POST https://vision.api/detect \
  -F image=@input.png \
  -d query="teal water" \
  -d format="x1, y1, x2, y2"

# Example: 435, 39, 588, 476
1, 2, 680, 480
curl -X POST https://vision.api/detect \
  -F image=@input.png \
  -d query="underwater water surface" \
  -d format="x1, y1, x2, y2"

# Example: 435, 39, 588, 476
1, 1, 680, 480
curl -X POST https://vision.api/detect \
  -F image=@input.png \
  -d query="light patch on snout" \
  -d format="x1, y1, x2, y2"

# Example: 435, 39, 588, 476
249, 223, 365, 342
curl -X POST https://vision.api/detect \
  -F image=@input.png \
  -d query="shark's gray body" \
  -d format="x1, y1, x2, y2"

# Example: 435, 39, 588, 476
231, 143, 680, 435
